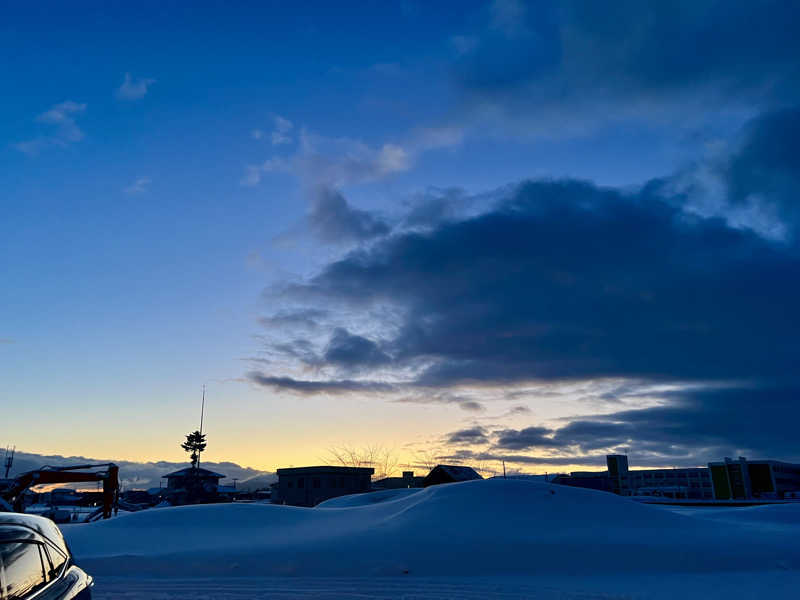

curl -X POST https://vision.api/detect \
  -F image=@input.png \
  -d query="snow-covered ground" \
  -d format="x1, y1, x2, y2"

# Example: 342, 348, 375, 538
62, 479, 800, 598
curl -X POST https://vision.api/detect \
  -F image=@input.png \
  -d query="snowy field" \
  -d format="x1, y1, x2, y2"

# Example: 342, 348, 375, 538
62, 479, 800, 599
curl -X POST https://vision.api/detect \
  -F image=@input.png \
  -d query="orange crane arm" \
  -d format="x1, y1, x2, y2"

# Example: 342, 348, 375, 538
2, 464, 119, 519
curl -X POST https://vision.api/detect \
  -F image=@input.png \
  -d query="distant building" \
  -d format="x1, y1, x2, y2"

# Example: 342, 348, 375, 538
554, 455, 714, 500
274, 466, 374, 507
162, 467, 226, 490
46, 488, 83, 506
554, 454, 800, 501
159, 467, 229, 505
373, 471, 424, 490
216, 485, 240, 500
552, 471, 614, 493
422, 465, 483, 487
709, 457, 800, 500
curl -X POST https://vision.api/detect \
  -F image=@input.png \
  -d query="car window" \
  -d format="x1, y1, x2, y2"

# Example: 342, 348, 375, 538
43, 543, 68, 580
1, 541, 48, 599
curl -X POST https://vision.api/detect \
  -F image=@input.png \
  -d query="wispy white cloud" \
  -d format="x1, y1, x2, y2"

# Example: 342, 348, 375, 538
271, 115, 293, 145
251, 129, 264, 140
241, 124, 462, 188
123, 176, 152, 194
116, 72, 156, 101
14, 100, 87, 155
450, 35, 478, 56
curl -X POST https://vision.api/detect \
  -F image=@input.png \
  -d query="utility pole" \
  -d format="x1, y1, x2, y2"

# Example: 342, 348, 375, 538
198, 385, 206, 470
502, 460, 506, 479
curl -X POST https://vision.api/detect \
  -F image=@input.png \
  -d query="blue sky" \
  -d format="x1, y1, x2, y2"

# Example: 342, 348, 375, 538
3, 1, 799, 473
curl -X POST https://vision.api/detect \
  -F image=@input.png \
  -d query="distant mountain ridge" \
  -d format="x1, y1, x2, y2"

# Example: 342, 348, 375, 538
1, 448, 274, 491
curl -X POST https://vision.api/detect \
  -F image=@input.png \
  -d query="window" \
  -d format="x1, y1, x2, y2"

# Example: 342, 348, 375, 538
313, 477, 320, 488
1, 541, 48, 599
298, 478, 305, 488
43, 544, 67, 580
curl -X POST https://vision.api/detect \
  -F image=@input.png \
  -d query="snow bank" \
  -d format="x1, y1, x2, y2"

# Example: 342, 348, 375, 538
64, 479, 800, 578
316, 487, 422, 508
670, 503, 800, 529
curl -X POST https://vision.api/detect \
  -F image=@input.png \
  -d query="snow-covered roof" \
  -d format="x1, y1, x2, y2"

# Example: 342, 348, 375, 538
427, 465, 483, 482
162, 467, 226, 479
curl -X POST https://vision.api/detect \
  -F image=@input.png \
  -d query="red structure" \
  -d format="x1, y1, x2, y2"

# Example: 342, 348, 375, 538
1, 463, 119, 520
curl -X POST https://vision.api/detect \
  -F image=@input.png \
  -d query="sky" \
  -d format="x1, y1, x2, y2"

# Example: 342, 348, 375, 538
2, 0, 799, 476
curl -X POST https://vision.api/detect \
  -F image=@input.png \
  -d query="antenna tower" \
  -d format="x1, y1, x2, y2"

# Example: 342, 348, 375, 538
197, 385, 206, 469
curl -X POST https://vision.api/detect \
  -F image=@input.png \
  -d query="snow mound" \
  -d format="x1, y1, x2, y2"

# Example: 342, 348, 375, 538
677, 503, 800, 528
316, 487, 422, 508
63, 479, 800, 578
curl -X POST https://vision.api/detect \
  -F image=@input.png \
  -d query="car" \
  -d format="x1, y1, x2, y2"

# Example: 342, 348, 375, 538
0, 512, 92, 599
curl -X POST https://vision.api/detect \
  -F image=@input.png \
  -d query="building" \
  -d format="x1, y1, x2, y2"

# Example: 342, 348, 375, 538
422, 465, 483, 487
552, 471, 614, 493
162, 467, 226, 490
708, 457, 800, 500
611, 455, 714, 499
372, 471, 424, 490
46, 488, 84, 505
159, 467, 228, 505
554, 455, 714, 500
274, 466, 374, 507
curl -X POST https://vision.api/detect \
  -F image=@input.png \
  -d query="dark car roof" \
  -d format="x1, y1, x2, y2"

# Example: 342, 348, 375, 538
0, 512, 69, 555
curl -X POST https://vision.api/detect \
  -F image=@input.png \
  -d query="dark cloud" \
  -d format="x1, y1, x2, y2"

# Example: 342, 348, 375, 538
494, 426, 560, 450
323, 327, 391, 368
455, 1, 800, 116
402, 187, 473, 228
308, 187, 390, 243
293, 176, 800, 387
446, 426, 490, 445
247, 373, 394, 394
555, 385, 800, 460
259, 309, 329, 330
268, 339, 320, 365
260, 106, 800, 460
392, 391, 486, 413
486, 384, 800, 463
724, 107, 800, 233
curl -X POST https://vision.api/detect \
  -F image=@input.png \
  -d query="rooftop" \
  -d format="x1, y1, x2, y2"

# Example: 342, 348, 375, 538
162, 467, 226, 479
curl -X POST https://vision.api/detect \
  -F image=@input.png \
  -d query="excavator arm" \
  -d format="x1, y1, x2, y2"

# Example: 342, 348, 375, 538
2, 463, 119, 519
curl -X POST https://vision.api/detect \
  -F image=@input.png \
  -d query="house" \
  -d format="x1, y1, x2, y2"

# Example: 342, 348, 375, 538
422, 465, 483, 487
159, 467, 228, 505
162, 467, 226, 490
274, 466, 374, 507
372, 471, 425, 490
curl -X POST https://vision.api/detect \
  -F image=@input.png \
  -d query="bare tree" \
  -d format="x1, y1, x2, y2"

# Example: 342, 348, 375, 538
325, 444, 400, 480
410, 448, 441, 473
470, 459, 498, 479
373, 446, 400, 480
